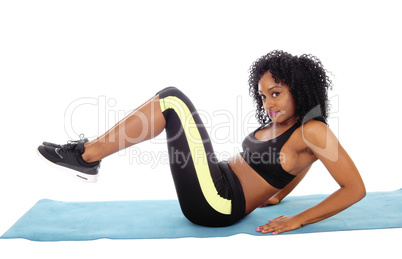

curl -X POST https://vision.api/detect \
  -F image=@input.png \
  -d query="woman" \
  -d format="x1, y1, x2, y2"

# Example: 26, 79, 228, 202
38, 50, 366, 234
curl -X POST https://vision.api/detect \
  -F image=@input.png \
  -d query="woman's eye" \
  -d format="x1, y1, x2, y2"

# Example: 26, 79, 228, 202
272, 92, 281, 98
260, 95, 266, 100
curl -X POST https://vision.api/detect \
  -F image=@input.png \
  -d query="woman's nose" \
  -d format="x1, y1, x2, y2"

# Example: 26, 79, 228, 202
264, 98, 274, 110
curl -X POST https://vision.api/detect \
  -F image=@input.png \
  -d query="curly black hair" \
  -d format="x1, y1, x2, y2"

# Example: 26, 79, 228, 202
248, 50, 332, 125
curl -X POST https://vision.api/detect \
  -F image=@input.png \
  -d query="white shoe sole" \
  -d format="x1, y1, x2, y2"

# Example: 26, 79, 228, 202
37, 147, 99, 183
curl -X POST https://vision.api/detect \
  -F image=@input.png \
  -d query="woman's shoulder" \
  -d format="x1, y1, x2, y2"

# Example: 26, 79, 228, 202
299, 119, 338, 151
301, 119, 328, 133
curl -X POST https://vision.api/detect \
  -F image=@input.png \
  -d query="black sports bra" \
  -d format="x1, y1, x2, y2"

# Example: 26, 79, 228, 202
240, 122, 300, 189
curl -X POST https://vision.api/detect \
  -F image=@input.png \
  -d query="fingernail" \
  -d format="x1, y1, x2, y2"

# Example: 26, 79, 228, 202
272, 232, 277, 235
256, 227, 260, 232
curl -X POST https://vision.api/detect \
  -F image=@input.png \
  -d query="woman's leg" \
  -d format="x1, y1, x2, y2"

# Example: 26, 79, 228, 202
38, 93, 166, 182
81, 95, 166, 163
85, 86, 246, 226
39, 86, 245, 226
155, 87, 245, 226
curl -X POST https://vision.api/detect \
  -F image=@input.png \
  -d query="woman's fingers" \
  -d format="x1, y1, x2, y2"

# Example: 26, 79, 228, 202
259, 197, 280, 207
269, 215, 286, 222
256, 215, 302, 235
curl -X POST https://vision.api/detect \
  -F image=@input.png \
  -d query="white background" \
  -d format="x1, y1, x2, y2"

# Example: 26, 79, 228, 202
1, 0, 401, 258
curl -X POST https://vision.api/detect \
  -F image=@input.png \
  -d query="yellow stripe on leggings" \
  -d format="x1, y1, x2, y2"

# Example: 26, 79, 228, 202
159, 96, 231, 215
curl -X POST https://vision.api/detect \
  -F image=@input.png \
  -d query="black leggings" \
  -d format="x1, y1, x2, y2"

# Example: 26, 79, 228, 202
156, 87, 246, 227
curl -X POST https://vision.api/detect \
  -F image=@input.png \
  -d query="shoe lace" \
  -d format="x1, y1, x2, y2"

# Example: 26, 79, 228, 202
61, 134, 86, 151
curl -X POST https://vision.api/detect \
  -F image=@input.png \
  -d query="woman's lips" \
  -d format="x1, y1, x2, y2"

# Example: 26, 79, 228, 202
268, 111, 280, 117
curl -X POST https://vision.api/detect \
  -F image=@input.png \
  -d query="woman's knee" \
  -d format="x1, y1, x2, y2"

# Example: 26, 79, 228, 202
156, 86, 195, 112
155, 86, 183, 98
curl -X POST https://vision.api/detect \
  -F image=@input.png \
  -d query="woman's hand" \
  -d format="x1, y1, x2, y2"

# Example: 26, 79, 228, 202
259, 197, 280, 207
256, 215, 302, 235
258, 165, 313, 208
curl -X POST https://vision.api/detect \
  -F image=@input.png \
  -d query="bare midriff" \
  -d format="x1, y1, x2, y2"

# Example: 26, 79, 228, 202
227, 153, 280, 215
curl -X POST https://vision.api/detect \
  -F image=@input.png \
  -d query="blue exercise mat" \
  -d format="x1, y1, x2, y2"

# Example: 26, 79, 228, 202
1, 189, 402, 241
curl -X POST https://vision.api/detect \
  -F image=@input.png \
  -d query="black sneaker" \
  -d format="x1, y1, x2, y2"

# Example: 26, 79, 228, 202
37, 141, 101, 183
43, 134, 89, 148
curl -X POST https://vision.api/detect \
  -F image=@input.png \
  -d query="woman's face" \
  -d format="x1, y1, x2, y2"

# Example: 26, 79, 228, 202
258, 71, 298, 125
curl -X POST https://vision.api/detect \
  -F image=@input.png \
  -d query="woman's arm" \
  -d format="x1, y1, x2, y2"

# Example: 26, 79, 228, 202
257, 121, 366, 234
260, 164, 312, 207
